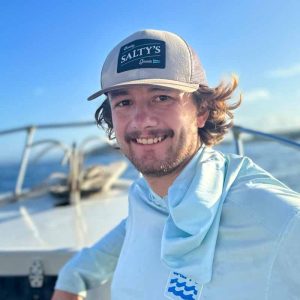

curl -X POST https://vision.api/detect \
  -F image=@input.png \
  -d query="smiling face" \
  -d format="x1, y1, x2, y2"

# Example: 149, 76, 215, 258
108, 85, 208, 179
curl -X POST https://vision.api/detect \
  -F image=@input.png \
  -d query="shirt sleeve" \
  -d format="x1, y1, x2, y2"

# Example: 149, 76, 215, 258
268, 211, 300, 299
55, 218, 127, 297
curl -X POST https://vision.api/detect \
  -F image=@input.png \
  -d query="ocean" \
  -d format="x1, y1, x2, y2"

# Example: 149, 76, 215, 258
0, 140, 300, 194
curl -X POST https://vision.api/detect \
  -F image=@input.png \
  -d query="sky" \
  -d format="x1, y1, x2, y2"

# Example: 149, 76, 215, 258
1, 0, 300, 161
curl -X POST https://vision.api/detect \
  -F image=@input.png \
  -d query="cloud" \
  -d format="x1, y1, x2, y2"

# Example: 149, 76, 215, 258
266, 63, 300, 79
243, 88, 271, 102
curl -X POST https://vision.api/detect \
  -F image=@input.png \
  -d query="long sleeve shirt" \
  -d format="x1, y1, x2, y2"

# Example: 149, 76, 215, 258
55, 148, 300, 299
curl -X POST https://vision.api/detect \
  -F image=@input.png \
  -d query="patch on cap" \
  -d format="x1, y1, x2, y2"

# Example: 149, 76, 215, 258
117, 39, 166, 73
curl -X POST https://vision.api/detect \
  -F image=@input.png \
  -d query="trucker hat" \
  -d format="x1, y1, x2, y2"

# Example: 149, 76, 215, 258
87, 29, 208, 100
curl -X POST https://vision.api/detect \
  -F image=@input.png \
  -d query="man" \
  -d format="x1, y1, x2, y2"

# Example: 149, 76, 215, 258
52, 30, 300, 300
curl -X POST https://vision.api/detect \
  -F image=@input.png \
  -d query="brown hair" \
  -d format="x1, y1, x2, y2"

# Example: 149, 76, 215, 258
95, 75, 241, 146
193, 75, 241, 146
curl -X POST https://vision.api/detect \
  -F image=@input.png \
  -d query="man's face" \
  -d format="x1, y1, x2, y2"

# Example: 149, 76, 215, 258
108, 85, 207, 178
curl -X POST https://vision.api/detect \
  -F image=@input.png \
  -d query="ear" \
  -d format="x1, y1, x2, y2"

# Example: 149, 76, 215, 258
197, 110, 209, 128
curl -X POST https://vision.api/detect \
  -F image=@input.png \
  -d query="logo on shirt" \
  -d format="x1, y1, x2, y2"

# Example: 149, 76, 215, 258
117, 39, 166, 73
165, 271, 203, 300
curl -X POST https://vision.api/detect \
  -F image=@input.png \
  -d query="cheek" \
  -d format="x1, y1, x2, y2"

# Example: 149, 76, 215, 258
114, 128, 124, 148
111, 113, 126, 142
180, 109, 199, 129
111, 111, 121, 130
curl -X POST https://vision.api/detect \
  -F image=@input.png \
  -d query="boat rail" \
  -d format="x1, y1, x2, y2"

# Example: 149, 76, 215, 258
1, 122, 300, 201
232, 125, 300, 155
0, 122, 95, 202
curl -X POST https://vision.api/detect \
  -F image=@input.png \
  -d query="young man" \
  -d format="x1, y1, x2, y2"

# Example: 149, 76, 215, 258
52, 30, 300, 300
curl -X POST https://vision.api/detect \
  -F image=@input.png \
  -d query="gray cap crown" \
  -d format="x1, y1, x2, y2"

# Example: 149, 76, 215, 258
88, 29, 207, 100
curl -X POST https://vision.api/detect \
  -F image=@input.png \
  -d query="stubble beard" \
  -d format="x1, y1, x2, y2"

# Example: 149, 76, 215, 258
124, 131, 200, 178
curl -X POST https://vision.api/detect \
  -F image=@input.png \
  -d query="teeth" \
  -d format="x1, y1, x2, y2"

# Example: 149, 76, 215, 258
136, 136, 164, 145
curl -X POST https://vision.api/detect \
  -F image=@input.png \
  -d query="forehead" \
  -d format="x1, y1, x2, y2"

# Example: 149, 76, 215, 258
108, 85, 183, 98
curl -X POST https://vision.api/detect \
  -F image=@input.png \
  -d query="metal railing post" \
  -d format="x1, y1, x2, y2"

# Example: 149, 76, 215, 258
15, 126, 36, 197
232, 127, 244, 156
69, 143, 81, 205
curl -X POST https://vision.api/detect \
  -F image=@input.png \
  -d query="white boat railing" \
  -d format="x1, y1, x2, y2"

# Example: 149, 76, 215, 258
232, 125, 300, 155
0, 122, 95, 202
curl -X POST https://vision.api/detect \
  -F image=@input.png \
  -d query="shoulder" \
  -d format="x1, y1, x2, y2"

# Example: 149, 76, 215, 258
224, 181, 300, 234
220, 151, 300, 235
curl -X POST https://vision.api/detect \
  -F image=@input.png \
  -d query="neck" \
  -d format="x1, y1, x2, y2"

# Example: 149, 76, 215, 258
144, 171, 180, 197
144, 147, 201, 197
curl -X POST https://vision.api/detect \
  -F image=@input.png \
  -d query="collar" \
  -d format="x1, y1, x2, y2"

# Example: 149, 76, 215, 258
135, 147, 249, 283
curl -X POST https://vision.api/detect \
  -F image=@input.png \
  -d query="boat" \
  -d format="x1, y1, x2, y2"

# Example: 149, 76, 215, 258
0, 122, 299, 299
0, 122, 132, 299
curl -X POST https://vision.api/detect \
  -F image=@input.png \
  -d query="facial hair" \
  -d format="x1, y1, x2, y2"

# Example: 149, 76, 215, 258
123, 129, 200, 178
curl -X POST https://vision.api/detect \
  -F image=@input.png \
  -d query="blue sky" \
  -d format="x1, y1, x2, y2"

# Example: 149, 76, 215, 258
1, 0, 300, 161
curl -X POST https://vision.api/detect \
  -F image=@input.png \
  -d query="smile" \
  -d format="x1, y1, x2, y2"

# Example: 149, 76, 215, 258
135, 136, 166, 145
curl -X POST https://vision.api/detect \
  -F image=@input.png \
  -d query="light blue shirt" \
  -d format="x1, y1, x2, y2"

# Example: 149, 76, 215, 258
55, 147, 300, 299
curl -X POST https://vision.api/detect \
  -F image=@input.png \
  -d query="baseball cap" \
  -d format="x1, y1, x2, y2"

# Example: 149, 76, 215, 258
87, 29, 208, 100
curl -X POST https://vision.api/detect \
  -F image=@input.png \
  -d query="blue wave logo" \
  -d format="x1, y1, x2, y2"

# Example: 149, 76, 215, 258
165, 272, 202, 300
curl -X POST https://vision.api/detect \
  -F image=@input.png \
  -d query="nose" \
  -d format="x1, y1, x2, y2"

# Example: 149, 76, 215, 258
130, 103, 158, 130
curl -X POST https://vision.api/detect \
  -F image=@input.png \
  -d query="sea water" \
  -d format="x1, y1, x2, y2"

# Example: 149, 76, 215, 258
0, 140, 299, 194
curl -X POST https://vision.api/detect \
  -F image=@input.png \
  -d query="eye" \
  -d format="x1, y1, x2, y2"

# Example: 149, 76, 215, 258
114, 99, 131, 108
156, 95, 171, 102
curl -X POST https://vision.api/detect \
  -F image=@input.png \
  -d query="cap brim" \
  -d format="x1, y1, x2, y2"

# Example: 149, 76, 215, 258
87, 79, 200, 101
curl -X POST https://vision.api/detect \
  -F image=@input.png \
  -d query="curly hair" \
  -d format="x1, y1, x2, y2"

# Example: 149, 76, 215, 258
95, 75, 241, 146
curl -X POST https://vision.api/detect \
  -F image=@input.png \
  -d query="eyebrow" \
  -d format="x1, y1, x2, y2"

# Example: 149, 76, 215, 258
108, 89, 130, 98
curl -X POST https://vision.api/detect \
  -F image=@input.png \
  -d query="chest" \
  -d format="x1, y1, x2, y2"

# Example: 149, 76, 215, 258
111, 201, 274, 300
